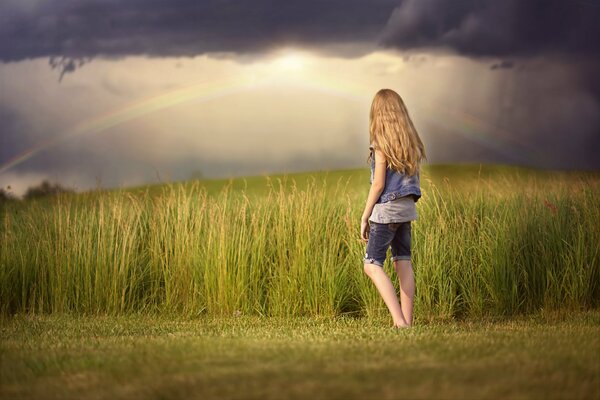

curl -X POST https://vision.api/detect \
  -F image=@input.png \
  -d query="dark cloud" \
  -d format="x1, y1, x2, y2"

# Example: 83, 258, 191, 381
379, 0, 600, 170
0, 0, 398, 63
379, 0, 600, 58
490, 60, 514, 70
5, 0, 598, 64
49, 55, 93, 81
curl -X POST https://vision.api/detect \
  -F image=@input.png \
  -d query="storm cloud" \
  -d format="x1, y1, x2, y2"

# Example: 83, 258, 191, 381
0, 0, 398, 63
378, 0, 600, 110
378, 0, 600, 169
379, 0, 599, 58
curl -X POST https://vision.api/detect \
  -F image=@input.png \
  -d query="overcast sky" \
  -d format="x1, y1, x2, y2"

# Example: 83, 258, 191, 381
1, 0, 599, 196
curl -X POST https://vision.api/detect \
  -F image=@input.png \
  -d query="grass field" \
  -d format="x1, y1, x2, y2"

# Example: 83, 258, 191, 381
1, 164, 598, 319
1, 164, 599, 399
1, 310, 599, 399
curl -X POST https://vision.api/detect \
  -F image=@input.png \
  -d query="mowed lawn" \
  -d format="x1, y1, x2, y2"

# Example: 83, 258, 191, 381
1, 310, 599, 400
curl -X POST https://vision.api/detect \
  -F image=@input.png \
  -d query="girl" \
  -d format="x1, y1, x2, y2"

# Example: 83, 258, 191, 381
360, 88, 426, 328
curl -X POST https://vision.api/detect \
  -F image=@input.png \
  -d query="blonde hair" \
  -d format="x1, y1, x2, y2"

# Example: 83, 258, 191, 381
368, 88, 426, 176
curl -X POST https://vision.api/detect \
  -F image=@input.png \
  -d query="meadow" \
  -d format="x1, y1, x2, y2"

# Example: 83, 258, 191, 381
1, 164, 598, 319
1, 164, 599, 399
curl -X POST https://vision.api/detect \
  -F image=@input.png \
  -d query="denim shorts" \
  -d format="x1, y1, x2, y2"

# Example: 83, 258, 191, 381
363, 221, 412, 267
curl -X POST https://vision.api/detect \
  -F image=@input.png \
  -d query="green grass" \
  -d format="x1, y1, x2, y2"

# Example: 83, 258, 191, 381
1, 310, 599, 399
1, 164, 599, 319
1, 164, 598, 399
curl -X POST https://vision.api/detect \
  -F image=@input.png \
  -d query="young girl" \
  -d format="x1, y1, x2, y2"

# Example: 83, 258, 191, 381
361, 88, 426, 328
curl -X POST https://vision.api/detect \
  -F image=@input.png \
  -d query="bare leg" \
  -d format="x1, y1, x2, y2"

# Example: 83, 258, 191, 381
394, 260, 415, 326
364, 263, 407, 327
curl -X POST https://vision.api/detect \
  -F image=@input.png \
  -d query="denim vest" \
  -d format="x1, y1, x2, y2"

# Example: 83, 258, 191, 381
369, 149, 422, 203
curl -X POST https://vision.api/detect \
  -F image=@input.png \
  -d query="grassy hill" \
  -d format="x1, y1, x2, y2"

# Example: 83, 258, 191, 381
87, 163, 600, 200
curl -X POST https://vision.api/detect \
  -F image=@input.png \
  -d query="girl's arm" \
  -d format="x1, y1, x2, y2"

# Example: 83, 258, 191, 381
361, 148, 387, 241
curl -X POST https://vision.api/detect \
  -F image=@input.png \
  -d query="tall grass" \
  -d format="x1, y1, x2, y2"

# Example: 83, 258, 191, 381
1, 170, 598, 320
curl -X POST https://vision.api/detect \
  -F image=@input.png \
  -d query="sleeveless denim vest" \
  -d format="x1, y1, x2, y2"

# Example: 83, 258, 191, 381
369, 147, 422, 203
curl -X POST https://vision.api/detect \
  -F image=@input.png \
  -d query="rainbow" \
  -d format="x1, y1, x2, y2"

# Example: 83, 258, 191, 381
0, 73, 370, 175
0, 71, 535, 175
0, 74, 258, 175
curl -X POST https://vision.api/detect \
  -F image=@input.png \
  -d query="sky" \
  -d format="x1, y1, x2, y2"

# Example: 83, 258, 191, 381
1, 0, 599, 196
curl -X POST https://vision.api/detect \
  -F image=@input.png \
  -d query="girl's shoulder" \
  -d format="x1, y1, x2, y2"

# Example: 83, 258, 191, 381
369, 142, 383, 155
369, 143, 386, 162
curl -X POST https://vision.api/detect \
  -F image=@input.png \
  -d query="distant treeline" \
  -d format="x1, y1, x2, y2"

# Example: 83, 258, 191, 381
0, 180, 74, 202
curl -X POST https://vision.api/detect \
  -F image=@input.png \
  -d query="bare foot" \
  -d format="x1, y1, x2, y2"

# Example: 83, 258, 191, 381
394, 323, 411, 329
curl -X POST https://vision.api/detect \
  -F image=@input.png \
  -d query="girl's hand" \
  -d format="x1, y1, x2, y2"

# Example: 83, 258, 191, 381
360, 218, 370, 242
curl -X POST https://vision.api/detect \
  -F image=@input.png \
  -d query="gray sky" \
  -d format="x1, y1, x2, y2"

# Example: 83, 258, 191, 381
1, 0, 599, 196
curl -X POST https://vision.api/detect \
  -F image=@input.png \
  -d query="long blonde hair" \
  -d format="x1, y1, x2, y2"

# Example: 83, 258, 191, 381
368, 88, 426, 176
